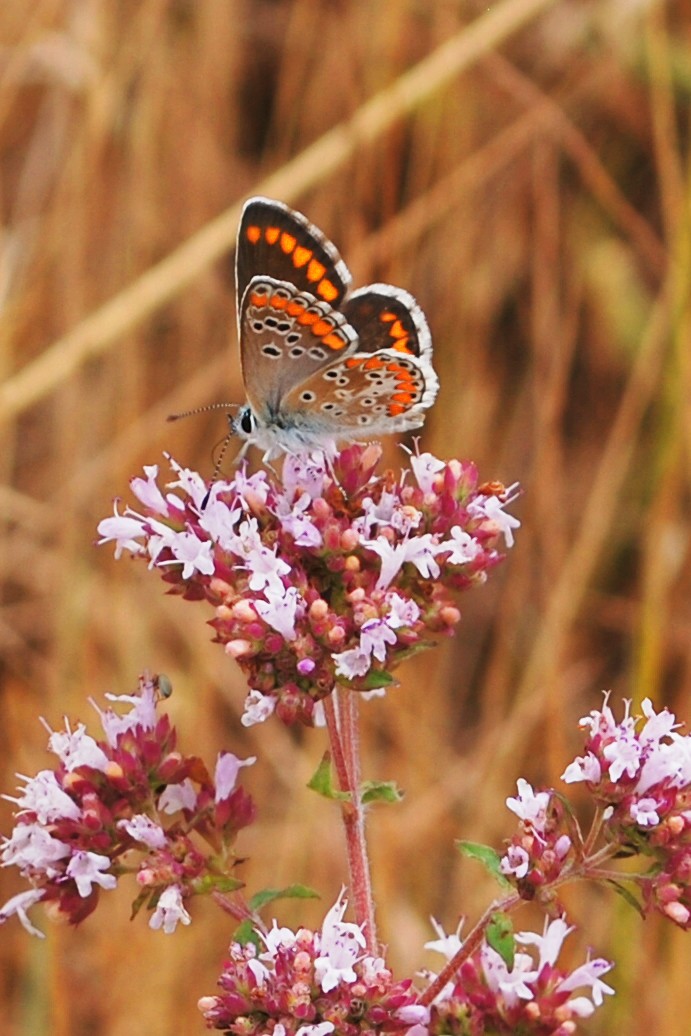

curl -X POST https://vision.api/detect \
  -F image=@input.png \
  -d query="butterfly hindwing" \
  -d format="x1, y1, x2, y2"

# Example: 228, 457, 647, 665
340, 284, 433, 360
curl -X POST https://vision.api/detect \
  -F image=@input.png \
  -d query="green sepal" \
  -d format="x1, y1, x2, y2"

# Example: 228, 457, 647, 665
486, 911, 515, 968
129, 887, 151, 920
307, 752, 351, 801
360, 779, 403, 804
456, 840, 513, 890
361, 669, 396, 690
193, 874, 245, 895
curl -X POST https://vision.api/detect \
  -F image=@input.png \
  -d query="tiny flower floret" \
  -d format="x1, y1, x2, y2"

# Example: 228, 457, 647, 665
506, 778, 550, 834
5, 770, 82, 824
149, 883, 192, 934
214, 751, 256, 803
314, 888, 366, 992
66, 850, 117, 897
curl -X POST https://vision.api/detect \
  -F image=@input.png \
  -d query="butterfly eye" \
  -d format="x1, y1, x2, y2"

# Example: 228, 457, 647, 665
240, 408, 255, 435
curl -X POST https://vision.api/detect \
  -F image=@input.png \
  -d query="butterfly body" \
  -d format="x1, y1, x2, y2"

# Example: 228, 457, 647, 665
233, 197, 438, 457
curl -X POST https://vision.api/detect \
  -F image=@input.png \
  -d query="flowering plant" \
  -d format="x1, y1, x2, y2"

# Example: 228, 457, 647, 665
2, 444, 689, 1035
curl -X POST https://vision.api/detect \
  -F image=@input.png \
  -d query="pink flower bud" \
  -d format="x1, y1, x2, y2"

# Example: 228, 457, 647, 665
312, 498, 330, 519
440, 606, 461, 626
232, 599, 257, 623
664, 901, 691, 926
341, 529, 359, 551
309, 599, 328, 621
226, 639, 253, 659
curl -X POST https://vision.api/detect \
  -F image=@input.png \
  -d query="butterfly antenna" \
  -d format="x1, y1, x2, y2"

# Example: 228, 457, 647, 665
167, 402, 239, 422
210, 430, 234, 482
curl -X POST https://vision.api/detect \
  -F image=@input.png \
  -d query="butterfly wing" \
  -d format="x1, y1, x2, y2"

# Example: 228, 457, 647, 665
340, 284, 433, 361
236, 197, 351, 310
280, 285, 438, 438
238, 276, 359, 418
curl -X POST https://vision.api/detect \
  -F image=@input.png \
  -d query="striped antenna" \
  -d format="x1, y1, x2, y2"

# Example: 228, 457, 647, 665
167, 401, 239, 422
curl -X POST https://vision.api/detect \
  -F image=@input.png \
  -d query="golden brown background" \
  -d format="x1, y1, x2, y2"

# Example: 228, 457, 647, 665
1, 1, 690, 1033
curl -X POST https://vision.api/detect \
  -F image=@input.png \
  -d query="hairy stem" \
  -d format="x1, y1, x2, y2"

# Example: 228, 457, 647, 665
324, 687, 378, 952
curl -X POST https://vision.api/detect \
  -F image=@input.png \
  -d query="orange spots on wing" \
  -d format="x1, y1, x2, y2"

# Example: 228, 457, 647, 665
307, 259, 326, 282
389, 320, 407, 339
287, 299, 308, 316
312, 319, 334, 337
317, 279, 339, 302
265, 226, 280, 245
246, 225, 261, 244
388, 403, 406, 416
392, 392, 416, 404
364, 357, 386, 370
345, 357, 364, 369
322, 332, 348, 351
293, 245, 312, 268
297, 309, 320, 326
250, 289, 270, 306
280, 232, 296, 253
380, 310, 396, 323
270, 293, 289, 310
392, 339, 412, 353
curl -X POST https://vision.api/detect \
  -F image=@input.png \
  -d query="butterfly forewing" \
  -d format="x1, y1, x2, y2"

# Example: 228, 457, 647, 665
236, 197, 351, 311
238, 276, 359, 417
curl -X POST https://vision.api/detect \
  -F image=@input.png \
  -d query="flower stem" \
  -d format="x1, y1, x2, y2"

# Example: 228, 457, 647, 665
419, 893, 522, 1007
324, 687, 378, 953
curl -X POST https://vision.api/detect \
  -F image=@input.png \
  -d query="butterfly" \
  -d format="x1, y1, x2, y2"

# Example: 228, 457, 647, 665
231, 196, 439, 458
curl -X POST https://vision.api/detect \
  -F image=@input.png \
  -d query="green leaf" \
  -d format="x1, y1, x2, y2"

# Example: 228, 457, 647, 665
248, 884, 320, 912
486, 912, 514, 968
307, 752, 350, 801
605, 878, 645, 918
233, 918, 261, 949
360, 779, 403, 804
456, 840, 513, 889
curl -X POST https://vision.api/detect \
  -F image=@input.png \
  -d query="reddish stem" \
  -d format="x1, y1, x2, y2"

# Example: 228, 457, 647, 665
419, 894, 521, 1006
323, 687, 378, 953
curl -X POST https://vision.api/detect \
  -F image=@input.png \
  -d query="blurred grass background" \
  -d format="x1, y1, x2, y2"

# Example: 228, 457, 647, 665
1, 0, 690, 1033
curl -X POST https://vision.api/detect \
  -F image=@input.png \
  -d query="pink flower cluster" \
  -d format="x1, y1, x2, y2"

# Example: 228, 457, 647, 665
499, 779, 574, 898
0, 675, 256, 937
562, 695, 691, 928
423, 918, 613, 1036
97, 446, 519, 726
198, 899, 613, 1036
198, 889, 420, 1035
